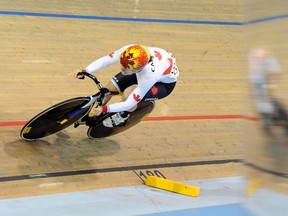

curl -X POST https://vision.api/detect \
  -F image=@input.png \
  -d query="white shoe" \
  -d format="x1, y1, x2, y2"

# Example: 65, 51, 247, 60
103, 112, 129, 127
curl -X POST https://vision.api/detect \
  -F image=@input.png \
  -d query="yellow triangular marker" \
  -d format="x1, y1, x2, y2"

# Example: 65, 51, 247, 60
246, 179, 262, 196
145, 176, 200, 197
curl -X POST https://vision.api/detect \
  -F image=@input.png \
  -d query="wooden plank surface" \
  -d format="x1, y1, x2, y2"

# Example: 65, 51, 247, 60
0, 0, 287, 199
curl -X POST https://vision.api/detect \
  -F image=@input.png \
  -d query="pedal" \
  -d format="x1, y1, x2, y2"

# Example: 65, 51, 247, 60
85, 116, 99, 127
86, 113, 109, 127
74, 117, 88, 128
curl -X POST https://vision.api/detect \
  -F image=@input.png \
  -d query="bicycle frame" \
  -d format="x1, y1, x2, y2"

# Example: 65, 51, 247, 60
20, 72, 155, 140
72, 72, 120, 128
20, 72, 118, 140
81, 71, 119, 105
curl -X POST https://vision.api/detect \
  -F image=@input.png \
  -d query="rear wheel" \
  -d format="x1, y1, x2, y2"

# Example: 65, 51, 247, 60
20, 97, 91, 140
87, 101, 155, 138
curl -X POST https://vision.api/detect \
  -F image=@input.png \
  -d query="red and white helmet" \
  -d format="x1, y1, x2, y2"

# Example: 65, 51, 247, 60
120, 45, 151, 72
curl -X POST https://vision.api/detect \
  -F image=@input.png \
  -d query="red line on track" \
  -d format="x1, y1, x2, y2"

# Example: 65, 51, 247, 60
145, 115, 250, 121
0, 121, 27, 127
0, 115, 259, 127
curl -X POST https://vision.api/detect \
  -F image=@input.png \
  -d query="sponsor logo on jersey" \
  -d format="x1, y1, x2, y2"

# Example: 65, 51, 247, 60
144, 98, 158, 101
150, 61, 155, 72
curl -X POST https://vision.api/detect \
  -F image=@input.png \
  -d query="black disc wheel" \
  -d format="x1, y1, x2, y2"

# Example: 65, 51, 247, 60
20, 97, 91, 140
87, 101, 155, 138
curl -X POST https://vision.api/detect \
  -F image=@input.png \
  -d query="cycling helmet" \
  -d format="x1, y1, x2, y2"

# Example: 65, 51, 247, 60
120, 45, 150, 72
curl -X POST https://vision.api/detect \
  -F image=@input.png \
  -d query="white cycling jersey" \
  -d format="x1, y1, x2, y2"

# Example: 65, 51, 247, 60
85, 44, 179, 113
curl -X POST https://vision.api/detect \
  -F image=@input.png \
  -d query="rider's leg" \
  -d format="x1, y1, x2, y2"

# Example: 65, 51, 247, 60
102, 72, 137, 105
102, 81, 119, 105
101, 83, 135, 127
102, 81, 177, 127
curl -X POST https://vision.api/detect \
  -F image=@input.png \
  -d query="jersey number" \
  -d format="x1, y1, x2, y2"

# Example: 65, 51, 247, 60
170, 60, 179, 78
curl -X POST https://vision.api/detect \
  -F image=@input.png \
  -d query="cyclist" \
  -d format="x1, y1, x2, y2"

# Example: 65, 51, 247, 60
248, 46, 281, 126
72, 44, 179, 127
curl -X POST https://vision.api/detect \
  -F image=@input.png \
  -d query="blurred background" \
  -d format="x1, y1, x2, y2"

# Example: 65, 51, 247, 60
244, 0, 288, 215
0, 0, 287, 215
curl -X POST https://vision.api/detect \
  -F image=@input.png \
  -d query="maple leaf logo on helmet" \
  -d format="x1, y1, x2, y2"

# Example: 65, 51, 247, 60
120, 51, 135, 69
120, 45, 150, 72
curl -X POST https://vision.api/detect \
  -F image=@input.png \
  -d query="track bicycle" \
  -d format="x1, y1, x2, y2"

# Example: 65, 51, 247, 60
20, 72, 155, 140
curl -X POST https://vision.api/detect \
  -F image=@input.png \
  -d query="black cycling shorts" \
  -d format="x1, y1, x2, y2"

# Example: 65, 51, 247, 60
111, 72, 176, 101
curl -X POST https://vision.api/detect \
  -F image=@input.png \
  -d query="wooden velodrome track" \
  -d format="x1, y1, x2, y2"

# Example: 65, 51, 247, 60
0, 0, 287, 199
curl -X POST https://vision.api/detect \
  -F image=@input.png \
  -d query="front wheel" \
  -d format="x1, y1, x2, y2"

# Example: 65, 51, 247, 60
20, 97, 92, 140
